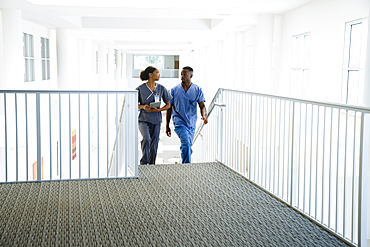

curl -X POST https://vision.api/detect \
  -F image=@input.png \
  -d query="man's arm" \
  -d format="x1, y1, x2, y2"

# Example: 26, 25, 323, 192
166, 106, 173, 137
198, 101, 208, 124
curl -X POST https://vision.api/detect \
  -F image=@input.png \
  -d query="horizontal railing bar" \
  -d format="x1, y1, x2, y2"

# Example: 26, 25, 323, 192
0, 90, 138, 94
0, 175, 139, 185
220, 88, 370, 113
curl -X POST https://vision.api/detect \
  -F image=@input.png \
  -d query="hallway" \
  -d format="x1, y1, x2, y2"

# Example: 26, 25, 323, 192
0, 162, 350, 246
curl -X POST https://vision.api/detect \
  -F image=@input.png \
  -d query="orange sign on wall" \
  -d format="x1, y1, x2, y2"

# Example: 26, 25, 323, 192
33, 157, 43, 180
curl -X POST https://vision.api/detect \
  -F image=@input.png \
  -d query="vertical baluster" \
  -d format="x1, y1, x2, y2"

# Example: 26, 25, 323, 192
297, 103, 302, 208
88, 93, 90, 178
59, 93, 62, 178
321, 107, 327, 223
69, 93, 71, 179
106, 93, 109, 177
282, 100, 287, 200
328, 107, 334, 228
15, 93, 18, 181
309, 104, 314, 215
273, 98, 277, 194
357, 112, 366, 246
49, 93, 52, 180
4, 93, 7, 182
36, 93, 41, 181
303, 103, 308, 213
97, 94, 100, 178
248, 95, 253, 180
79, 93, 81, 179
277, 99, 282, 196
268, 98, 273, 191
25, 93, 28, 181
315, 105, 320, 219
343, 110, 349, 237
289, 102, 295, 206
116, 93, 118, 177
261, 97, 265, 186
351, 111, 357, 242
335, 109, 341, 233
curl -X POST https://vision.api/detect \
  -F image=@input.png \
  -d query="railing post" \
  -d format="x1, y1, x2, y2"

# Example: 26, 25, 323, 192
289, 101, 295, 206
358, 113, 368, 247
36, 93, 42, 181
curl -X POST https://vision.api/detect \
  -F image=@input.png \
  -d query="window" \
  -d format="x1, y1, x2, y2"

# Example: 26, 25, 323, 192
291, 33, 310, 98
41, 37, 50, 80
342, 18, 368, 105
134, 55, 164, 70
23, 33, 35, 82
132, 55, 179, 78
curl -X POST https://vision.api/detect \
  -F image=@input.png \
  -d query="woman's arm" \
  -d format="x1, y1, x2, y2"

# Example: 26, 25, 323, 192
146, 101, 171, 113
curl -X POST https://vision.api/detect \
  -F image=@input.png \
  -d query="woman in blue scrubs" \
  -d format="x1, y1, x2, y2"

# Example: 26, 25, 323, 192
136, 66, 172, 165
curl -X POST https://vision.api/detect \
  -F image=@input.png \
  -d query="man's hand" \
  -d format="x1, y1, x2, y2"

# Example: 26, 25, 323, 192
202, 116, 208, 124
166, 126, 171, 137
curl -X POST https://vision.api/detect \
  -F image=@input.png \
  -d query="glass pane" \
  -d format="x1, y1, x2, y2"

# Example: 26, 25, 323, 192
41, 38, 45, 59
29, 35, 34, 57
23, 33, 27, 57
347, 70, 360, 105
47, 60, 50, 80
46, 38, 50, 59
349, 23, 362, 68
30, 59, 35, 81
24, 58, 28, 82
42, 60, 46, 80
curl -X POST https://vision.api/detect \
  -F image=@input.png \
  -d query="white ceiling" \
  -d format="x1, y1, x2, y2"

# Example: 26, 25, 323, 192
1, 0, 315, 53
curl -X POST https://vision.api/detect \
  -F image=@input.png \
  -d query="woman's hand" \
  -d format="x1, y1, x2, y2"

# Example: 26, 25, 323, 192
146, 107, 160, 112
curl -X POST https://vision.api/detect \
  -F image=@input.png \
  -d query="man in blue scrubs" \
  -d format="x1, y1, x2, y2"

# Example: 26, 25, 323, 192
166, 66, 208, 163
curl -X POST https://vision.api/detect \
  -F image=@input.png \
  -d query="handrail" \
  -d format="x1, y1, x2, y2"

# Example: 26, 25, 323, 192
193, 88, 370, 144
0, 89, 139, 182
108, 96, 126, 173
192, 88, 370, 246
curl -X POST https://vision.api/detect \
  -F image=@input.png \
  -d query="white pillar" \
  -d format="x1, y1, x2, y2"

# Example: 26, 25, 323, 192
1, 9, 23, 89
116, 50, 122, 89
98, 44, 106, 89
56, 28, 70, 89
253, 14, 274, 94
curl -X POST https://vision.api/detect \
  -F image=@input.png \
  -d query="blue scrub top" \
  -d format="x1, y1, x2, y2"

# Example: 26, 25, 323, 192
170, 83, 205, 128
136, 83, 172, 124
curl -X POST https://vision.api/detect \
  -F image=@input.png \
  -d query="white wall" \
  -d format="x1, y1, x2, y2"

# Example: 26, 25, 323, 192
278, 0, 369, 102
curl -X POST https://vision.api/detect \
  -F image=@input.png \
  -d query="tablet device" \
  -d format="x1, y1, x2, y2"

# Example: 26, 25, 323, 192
150, 101, 161, 108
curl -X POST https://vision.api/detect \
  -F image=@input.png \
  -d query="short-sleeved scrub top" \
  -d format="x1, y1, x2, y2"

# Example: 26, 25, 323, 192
170, 83, 205, 128
136, 83, 172, 124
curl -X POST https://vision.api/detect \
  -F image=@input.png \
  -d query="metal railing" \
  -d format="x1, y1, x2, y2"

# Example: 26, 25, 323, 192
192, 88, 370, 246
0, 90, 138, 183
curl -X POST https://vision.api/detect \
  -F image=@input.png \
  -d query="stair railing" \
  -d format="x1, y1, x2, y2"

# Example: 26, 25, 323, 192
192, 88, 370, 247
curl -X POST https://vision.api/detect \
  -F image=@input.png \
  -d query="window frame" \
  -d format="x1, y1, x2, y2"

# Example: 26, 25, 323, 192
342, 17, 368, 105
23, 33, 35, 82
290, 32, 311, 98
40, 37, 50, 80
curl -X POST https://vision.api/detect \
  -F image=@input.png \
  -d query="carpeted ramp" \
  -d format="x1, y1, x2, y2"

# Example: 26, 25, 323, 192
0, 162, 349, 246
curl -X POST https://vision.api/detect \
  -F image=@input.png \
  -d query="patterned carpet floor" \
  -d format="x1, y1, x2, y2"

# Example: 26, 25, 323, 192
0, 162, 350, 246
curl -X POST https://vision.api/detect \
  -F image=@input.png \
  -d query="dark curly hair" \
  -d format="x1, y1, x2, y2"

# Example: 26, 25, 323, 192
140, 66, 157, 81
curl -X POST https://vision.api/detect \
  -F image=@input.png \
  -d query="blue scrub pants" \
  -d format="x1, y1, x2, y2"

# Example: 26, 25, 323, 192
138, 121, 161, 165
174, 123, 195, 164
